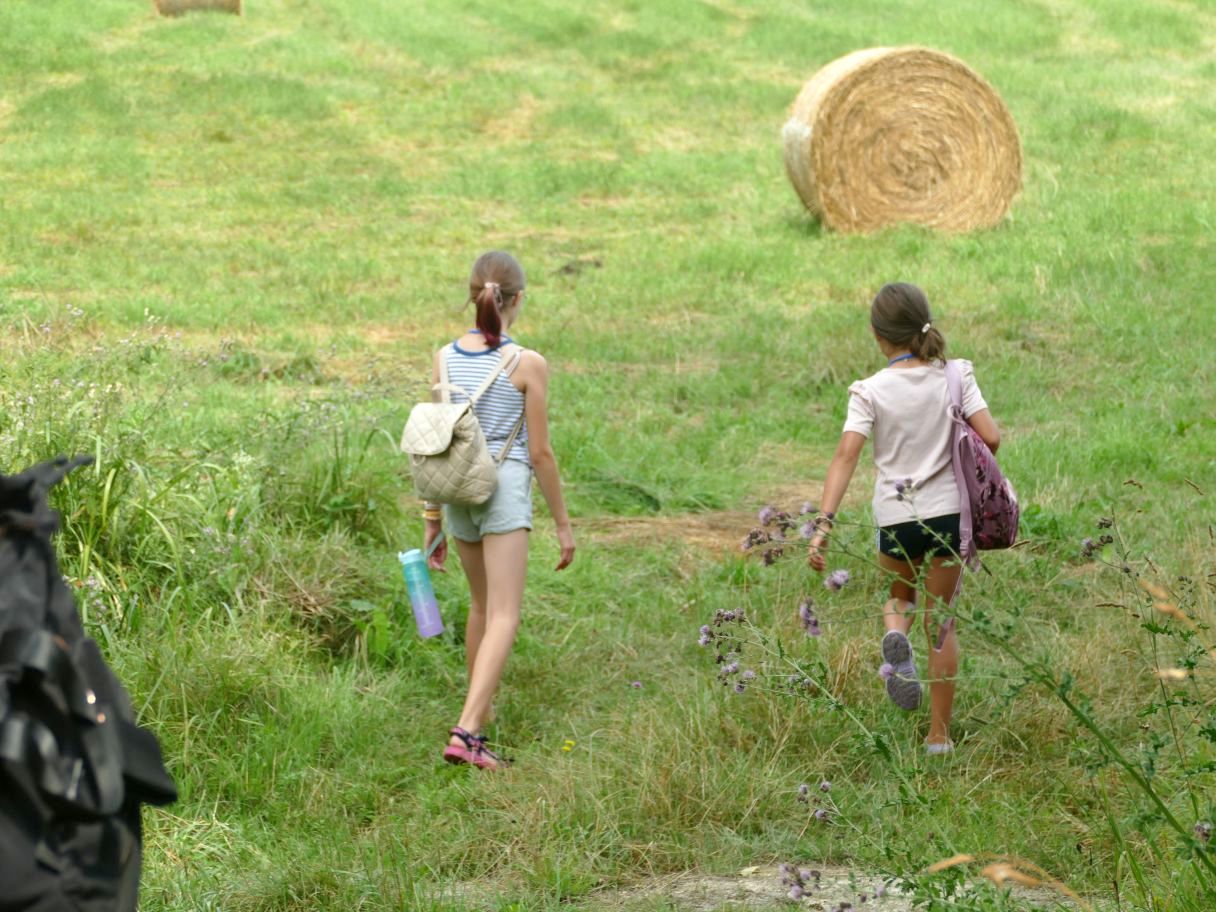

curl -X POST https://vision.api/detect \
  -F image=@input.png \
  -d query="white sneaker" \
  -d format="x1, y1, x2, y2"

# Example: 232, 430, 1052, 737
925, 740, 954, 756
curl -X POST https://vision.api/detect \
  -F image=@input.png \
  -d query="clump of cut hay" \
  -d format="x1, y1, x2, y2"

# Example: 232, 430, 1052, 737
153, 0, 242, 16
782, 47, 1022, 233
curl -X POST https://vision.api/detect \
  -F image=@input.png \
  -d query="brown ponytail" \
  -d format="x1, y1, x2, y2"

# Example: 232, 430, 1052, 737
468, 251, 525, 349
870, 282, 947, 364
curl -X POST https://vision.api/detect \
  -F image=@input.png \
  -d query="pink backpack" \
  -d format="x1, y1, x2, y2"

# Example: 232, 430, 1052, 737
945, 360, 1019, 568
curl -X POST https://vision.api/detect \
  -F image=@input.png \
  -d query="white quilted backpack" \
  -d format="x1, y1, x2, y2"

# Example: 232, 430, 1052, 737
400, 345, 525, 506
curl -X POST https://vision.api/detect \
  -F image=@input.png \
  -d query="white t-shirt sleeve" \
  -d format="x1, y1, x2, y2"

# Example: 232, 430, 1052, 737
842, 381, 875, 437
959, 359, 989, 418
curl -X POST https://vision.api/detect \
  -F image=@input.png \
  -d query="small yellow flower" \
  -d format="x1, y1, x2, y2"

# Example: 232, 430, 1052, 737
561, 739, 576, 752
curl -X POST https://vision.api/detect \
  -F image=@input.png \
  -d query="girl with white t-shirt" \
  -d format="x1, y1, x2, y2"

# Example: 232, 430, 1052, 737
806, 283, 1001, 755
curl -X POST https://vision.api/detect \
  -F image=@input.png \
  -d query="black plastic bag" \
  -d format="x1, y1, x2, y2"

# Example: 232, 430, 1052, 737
0, 457, 176, 912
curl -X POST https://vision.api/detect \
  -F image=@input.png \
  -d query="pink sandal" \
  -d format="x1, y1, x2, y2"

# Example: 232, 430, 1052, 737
442, 726, 511, 771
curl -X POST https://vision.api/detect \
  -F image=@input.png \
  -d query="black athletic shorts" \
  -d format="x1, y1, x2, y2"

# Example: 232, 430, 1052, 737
878, 513, 961, 560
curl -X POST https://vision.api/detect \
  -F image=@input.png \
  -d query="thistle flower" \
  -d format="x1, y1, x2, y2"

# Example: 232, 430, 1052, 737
799, 501, 816, 515
759, 505, 778, 526
742, 669, 757, 681
799, 521, 816, 540
797, 783, 810, 802
798, 598, 815, 623
879, 663, 894, 680
813, 808, 828, 821
789, 885, 804, 900
722, 661, 740, 675
778, 863, 795, 883
698, 634, 712, 647
1081, 537, 1096, 558
798, 599, 822, 637
819, 780, 831, 792
630, 680, 642, 689
733, 682, 746, 694
824, 569, 850, 591
1196, 821, 1213, 843
700, 624, 712, 636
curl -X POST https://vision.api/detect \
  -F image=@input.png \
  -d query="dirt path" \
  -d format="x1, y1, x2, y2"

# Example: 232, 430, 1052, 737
448, 865, 1085, 911
597, 865, 899, 910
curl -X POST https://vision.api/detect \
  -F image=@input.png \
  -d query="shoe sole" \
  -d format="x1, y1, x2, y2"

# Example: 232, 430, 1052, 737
443, 746, 475, 765
882, 630, 922, 710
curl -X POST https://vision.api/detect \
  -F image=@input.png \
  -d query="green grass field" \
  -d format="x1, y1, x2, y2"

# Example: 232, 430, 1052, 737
2, 0, 1215, 909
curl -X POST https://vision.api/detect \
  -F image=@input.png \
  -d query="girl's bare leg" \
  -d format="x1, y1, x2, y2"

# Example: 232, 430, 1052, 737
455, 538, 489, 682
922, 555, 962, 746
877, 552, 922, 633
455, 529, 529, 738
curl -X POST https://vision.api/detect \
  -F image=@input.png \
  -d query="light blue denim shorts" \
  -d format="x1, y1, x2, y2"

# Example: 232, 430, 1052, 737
444, 459, 533, 543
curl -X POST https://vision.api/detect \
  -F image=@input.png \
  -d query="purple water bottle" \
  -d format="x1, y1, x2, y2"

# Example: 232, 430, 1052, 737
399, 549, 443, 638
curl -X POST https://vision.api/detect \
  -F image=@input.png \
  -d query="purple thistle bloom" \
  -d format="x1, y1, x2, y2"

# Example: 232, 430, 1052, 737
819, 780, 831, 792
799, 521, 816, 540
698, 634, 712, 647
789, 885, 804, 900
742, 669, 757, 681
879, 662, 894, 680
1196, 821, 1213, 842
797, 783, 810, 801
824, 569, 850, 591
813, 808, 828, 821
799, 868, 813, 883
875, 884, 887, 898
759, 505, 778, 526
722, 661, 740, 675
798, 599, 815, 623
733, 682, 746, 694
894, 480, 906, 495
630, 680, 642, 688
700, 624, 712, 636
807, 619, 822, 637
1081, 537, 1096, 558
778, 863, 794, 882
799, 501, 816, 515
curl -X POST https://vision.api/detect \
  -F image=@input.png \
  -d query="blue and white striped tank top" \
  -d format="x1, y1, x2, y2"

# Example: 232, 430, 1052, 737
444, 336, 530, 465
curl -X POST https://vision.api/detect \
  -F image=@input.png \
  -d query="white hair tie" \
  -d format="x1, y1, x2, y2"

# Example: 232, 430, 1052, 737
922, 322, 931, 333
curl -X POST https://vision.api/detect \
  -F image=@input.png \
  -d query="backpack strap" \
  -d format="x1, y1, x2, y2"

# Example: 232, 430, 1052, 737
489, 347, 527, 464
944, 360, 977, 573
436, 344, 455, 405
467, 345, 523, 405
432, 344, 527, 464
433, 344, 523, 406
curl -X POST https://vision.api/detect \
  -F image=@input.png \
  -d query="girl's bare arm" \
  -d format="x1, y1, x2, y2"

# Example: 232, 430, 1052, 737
518, 351, 575, 570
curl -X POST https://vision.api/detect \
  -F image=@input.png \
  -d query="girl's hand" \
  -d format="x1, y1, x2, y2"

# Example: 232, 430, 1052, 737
425, 520, 447, 572
555, 522, 576, 571
807, 532, 828, 571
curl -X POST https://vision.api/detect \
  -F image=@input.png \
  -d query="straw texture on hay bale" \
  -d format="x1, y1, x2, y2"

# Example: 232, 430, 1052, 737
154, 0, 242, 16
782, 47, 1021, 233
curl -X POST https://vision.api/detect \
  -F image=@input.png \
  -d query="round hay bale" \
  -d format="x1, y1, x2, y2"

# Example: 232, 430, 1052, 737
782, 47, 1021, 233
154, 0, 242, 16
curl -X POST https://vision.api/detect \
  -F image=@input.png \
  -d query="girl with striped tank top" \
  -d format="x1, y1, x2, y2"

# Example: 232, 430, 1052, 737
424, 251, 575, 770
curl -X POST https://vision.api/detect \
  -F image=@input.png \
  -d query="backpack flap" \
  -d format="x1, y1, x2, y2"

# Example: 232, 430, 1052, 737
400, 401, 471, 457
